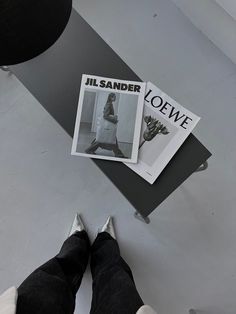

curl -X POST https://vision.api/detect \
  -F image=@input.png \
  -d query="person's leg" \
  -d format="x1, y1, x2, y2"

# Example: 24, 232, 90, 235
85, 139, 100, 154
55, 230, 90, 293
112, 139, 125, 158
90, 232, 144, 314
17, 230, 90, 314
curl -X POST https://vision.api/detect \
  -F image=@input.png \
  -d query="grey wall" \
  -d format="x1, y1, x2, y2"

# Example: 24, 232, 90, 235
81, 90, 96, 123
116, 94, 138, 143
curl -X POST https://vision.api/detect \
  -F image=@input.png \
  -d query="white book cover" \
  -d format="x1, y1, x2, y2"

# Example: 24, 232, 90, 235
71, 74, 146, 163
125, 82, 200, 184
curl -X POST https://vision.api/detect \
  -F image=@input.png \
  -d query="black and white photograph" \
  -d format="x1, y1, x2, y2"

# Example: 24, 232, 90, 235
125, 82, 200, 184
71, 75, 146, 163
138, 107, 178, 167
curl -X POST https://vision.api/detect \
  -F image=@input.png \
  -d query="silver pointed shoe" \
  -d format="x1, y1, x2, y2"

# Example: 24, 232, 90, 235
99, 216, 116, 239
69, 213, 85, 236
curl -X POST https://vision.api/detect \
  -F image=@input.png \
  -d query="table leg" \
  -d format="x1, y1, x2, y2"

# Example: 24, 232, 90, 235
195, 161, 208, 172
134, 211, 150, 224
0, 66, 11, 72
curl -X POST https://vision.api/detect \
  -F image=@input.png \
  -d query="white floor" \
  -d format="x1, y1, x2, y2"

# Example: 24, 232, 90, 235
0, 1, 236, 314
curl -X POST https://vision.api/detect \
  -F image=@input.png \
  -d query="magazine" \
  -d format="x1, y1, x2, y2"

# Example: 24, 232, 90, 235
71, 74, 146, 163
125, 82, 200, 184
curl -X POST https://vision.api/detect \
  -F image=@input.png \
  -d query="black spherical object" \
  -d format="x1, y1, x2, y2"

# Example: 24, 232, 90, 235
0, 0, 72, 65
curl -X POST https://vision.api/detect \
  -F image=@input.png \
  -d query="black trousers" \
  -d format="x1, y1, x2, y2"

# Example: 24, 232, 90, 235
16, 231, 144, 314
